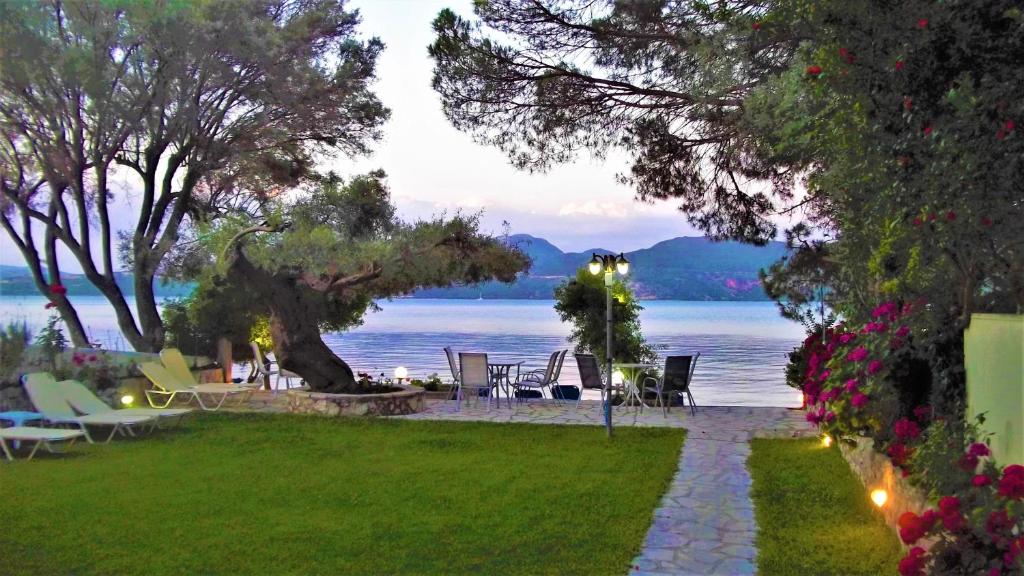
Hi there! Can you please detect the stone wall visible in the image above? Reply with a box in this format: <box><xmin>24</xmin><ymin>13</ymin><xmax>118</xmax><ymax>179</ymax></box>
<box><xmin>286</xmin><ymin>386</ymin><xmax>425</xmax><ymax>417</ymax></box>
<box><xmin>839</xmin><ymin>436</ymin><xmax>933</xmax><ymax>548</ymax></box>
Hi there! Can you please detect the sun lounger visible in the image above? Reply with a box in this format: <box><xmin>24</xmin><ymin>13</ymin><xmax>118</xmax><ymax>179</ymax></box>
<box><xmin>58</xmin><ymin>379</ymin><xmax>192</xmax><ymax>427</ymax></box>
<box><xmin>0</xmin><ymin>426</ymin><xmax>85</xmax><ymax>461</ymax></box>
<box><xmin>22</xmin><ymin>373</ymin><xmax>157</xmax><ymax>444</ymax></box>
<box><xmin>160</xmin><ymin>348</ymin><xmax>259</xmax><ymax>390</ymax></box>
<box><xmin>139</xmin><ymin>362</ymin><xmax>252</xmax><ymax>411</ymax></box>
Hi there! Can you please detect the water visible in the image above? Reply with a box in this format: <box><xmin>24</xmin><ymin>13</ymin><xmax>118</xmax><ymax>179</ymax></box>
<box><xmin>0</xmin><ymin>296</ymin><xmax>805</xmax><ymax>407</ymax></box>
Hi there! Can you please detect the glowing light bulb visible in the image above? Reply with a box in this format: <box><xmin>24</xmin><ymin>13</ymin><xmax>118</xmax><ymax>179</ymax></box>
<box><xmin>394</xmin><ymin>366</ymin><xmax>408</xmax><ymax>380</ymax></box>
<box><xmin>870</xmin><ymin>488</ymin><xmax>888</xmax><ymax>508</ymax></box>
<box><xmin>821</xmin><ymin>434</ymin><xmax>833</xmax><ymax>448</ymax></box>
<box><xmin>120</xmin><ymin>394</ymin><xmax>135</xmax><ymax>407</ymax></box>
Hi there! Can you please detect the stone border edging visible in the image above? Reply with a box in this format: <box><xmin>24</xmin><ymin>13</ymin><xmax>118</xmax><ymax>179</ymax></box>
<box><xmin>286</xmin><ymin>385</ymin><xmax>425</xmax><ymax>416</ymax></box>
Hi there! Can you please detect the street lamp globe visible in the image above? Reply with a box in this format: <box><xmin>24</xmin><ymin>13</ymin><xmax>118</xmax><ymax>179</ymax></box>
<box><xmin>588</xmin><ymin>253</ymin><xmax>603</xmax><ymax>275</ymax></box>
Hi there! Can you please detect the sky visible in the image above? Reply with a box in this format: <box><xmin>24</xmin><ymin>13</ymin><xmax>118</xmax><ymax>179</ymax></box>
<box><xmin>0</xmin><ymin>0</ymin><xmax>785</xmax><ymax>272</ymax></box>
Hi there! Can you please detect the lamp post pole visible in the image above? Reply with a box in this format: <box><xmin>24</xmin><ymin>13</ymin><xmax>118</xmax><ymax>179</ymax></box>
<box><xmin>589</xmin><ymin>252</ymin><xmax>630</xmax><ymax>438</ymax></box>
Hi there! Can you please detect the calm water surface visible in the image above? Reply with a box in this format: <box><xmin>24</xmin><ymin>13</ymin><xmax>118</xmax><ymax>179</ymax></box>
<box><xmin>0</xmin><ymin>296</ymin><xmax>805</xmax><ymax>407</ymax></box>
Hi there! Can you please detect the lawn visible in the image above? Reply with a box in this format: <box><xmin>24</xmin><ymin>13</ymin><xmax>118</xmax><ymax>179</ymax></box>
<box><xmin>748</xmin><ymin>438</ymin><xmax>903</xmax><ymax>576</ymax></box>
<box><xmin>0</xmin><ymin>414</ymin><xmax>685</xmax><ymax>575</ymax></box>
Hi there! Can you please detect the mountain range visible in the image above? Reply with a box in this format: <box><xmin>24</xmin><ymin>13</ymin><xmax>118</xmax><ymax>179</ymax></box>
<box><xmin>0</xmin><ymin>234</ymin><xmax>787</xmax><ymax>301</ymax></box>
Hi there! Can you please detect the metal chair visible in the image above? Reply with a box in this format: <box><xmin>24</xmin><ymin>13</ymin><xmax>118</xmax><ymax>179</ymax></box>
<box><xmin>457</xmin><ymin>352</ymin><xmax>493</xmax><ymax>411</ymax></box>
<box><xmin>250</xmin><ymin>342</ymin><xmax>302</xmax><ymax>391</ymax></box>
<box><xmin>514</xmin><ymin>351</ymin><xmax>560</xmax><ymax>405</ymax></box>
<box><xmin>443</xmin><ymin>346</ymin><xmax>461</xmax><ymax>404</ymax></box>
<box><xmin>641</xmin><ymin>354</ymin><xmax>700</xmax><ymax>416</ymax></box>
<box><xmin>575</xmin><ymin>353</ymin><xmax>610</xmax><ymax>407</ymax></box>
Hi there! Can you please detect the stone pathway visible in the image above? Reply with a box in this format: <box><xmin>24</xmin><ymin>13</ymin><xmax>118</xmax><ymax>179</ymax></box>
<box><xmin>401</xmin><ymin>400</ymin><xmax>814</xmax><ymax>575</ymax></box>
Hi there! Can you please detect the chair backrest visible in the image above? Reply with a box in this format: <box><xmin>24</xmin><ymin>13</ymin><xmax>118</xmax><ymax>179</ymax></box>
<box><xmin>538</xmin><ymin>351</ymin><xmax>560</xmax><ymax>384</ymax></box>
<box><xmin>251</xmin><ymin>342</ymin><xmax>271</xmax><ymax>376</ymax></box>
<box><xmin>59</xmin><ymin>379</ymin><xmax>113</xmax><ymax>415</ymax></box>
<box><xmin>444</xmin><ymin>346</ymin><xmax>460</xmax><ymax>382</ymax></box>
<box><xmin>22</xmin><ymin>372</ymin><xmax>77</xmax><ymax>420</ymax></box>
<box><xmin>575</xmin><ymin>354</ymin><xmax>604</xmax><ymax>389</ymax></box>
<box><xmin>663</xmin><ymin>355</ymin><xmax>696</xmax><ymax>392</ymax></box>
<box><xmin>139</xmin><ymin>361</ymin><xmax>191</xmax><ymax>392</ymax></box>
<box><xmin>550</xmin><ymin>350</ymin><xmax>568</xmax><ymax>383</ymax></box>
<box><xmin>160</xmin><ymin>348</ymin><xmax>199</xmax><ymax>386</ymax></box>
<box><xmin>459</xmin><ymin>352</ymin><xmax>489</xmax><ymax>388</ymax></box>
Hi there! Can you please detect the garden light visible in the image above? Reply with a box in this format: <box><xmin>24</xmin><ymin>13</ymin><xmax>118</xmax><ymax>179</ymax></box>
<box><xmin>120</xmin><ymin>394</ymin><xmax>134</xmax><ymax>407</ymax></box>
<box><xmin>612</xmin><ymin>370</ymin><xmax>624</xmax><ymax>386</ymax></box>
<box><xmin>587</xmin><ymin>252</ymin><xmax>633</xmax><ymax>438</ymax></box>
<box><xmin>615</xmin><ymin>253</ymin><xmax>629</xmax><ymax>275</ymax></box>
<box><xmin>870</xmin><ymin>488</ymin><xmax>888</xmax><ymax>508</ymax></box>
<box><xmin>394</xmin><ymin>366</ymin><xmax>408</xmax><ymax>382</ymax></box>
<box><xmin>821</xmin><ymin>434</ymin><xmax>833</xmax><ymax>448</ymax></box>
<box><xmin>588</xmin><ymin>254</ymin><xmax>603</xmax><ymax>275</ymax></box>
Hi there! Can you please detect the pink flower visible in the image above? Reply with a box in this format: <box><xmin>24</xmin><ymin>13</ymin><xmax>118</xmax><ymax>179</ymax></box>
<box><xmin>824</xmin><ymin>411</ymin><xmax>836</xmax><ymax>423</ymax></box>
<box><xmin>846</xmin><ymin>347</ymin><xmax>869</xmax><ymax>362</ymax></box>
<box><xmin>895</xmin><ymin>325</ymin><xmax>910</xmax><ymax>338</ymax></box>
<box><xmin>898</xmin><ymin>547</ymin><xmax>927</xmax><ymax>576</ymax></box>
<box><xmin>923</xmin><ymin>126</ymin><xmax>933</xmax><ymax>136</ymax></box>
<box><xmin>868</xmin><ymin>360</ymin><xmax>884</xmax><ymax>375</ymax></box>
<box><xmin>894</xmin><ymin>418</ymin><xmax>921</xmax><ymax>440</ymax></box>
<box><xmin>912</xmin><ymin>216</ymin><xmax>923</xmax><ymax>227</ymax></box>
<box><xmin>972</xmin><ymin>474</ymin><xmax>992</xmax><ymax>487</ymax></box>
<box><xmin>838</xmin><ymin>332</ymin><xmax>857</xmax><ymax>344</ymax></box>
<box><xmin>871</xmin><ymin>302</ymin><xmax>899</xmax><ymax>319</ymax></box>
<box><xmin>917</xmin><ymin>18</ymin><xmax>928</xmax><ymax>29</ymax></box>
<box><xmin>88</xmin><ymin>354</ymin><xmax>97</xmax><ymax>362</ymax></box>
<box><xmin>72</xmin><ymin>353</ymin><xmax>85</xmax><ymax>366</ymax></box>
<box><xmin>913</xmin><ymin>405</ymin><xmax>931</xmax><ymax>421</ymax></box>
<box><xmin>844</xmin><ymin>379</ymin><xmax>860</xmax><ymax>393</ymax></box>
<box><xmin>895</xmin><ymin>60</ymin><xmax>905</xmax><ymax>71</ymax></box>
<box><xmin>968</xmin><ymin>442</ymin><xmax>991</xmax><ymax>458</ymax></box>
<box><xmin>851</xmin><ymin>392</ymin><xmax>869</xmax><ymax>408</ymax></box>
<box><xmin>946</xmin><ymin>210</ymin><xmax>956</xmax><ymax>221</ymax></box>
<box><xmin>986</xmin><ymin>510</ymin><xmax>1013</xmax><ymax>535</ymax></box>
<box><xmin>818</xmin><ymin>369</ymin><xmax>831</xmax><ymax>382</ymax></box>
<box><xmin>959</xmin><ymin>453</ymin><xmax>980</xmax><ymax>472</ymax></box>
<box><xmin>44</xmin><ymin>302</ymin><xmax>57</xmax><ymax>309</ymax></box>
<box><xmin>1006</xmin><ymin>119</ymin><xmax>1016</xmax><ymax>132</ymax></box>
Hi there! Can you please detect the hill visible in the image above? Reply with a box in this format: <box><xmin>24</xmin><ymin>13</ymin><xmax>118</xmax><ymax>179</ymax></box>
<box><xmin>0</xmin><ymin>235</ymin><xmax>786</xmax><ymax>301</ymax></box>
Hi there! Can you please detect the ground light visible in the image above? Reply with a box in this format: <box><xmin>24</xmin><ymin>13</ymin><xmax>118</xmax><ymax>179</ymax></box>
<box><xmin>821</xmin><ymin>434</ymin><xmax>833</xmax><ymax>448</ymax></box>
<box><xmin>870</xmin><ymin>488</ymin><xmax>889</xmax><ymax>508</ymax></box>
<box><xmin>394</xmin><ymin>366</ymin><xmax>408</xmax><ymax>383</ymax></box>
<box><xmin>120</xmin><ymin>394</ymin><xmax>134</xmax><ymax>407</ymax></box>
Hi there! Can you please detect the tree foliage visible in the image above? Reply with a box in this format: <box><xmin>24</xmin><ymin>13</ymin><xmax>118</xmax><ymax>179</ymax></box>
<box><xmin>553</xmin><ymin>268</ymin><xmax>656</xmax><ymax>367</ymax></box>
<box><xmin>0</xmin><ymin>0</ymin><xmax>389</xmax><ymax>350</ymax></box>
<box><xmin>207</xmin><ymin>172</ymin><xmax>530</xmax><ymax>393</ymax></box>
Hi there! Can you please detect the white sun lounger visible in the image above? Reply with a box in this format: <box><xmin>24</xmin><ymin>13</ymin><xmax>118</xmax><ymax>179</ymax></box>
<box><xmin>59</xmin><ymin>379</ymin><xmax>192</xmax><ymax>427</ymax></box>
<box><xmin>139</xmin><ymin>362</ymin><xmax>252</xmax><ymax>411</ymax></box>
<box><xmin>160</xmin><ymin>348</ymin><xmax>260</xmax><ymax>390</ymax></box>
<box><xmin>22</xmin><ymin>373</ymin><xmax>157</xmax><ymax>444</ymax></box>
<box><xmin>0</xmin><ymin>426</ymin><xmax>85</xmax><ymax>461</ymax></box>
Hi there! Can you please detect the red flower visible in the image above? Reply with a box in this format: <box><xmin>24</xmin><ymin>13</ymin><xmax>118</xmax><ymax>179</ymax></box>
<box><xmin>894</xmin><ymin>418</ymin><xmax>921</xmax><ymax>440</ymax></box>
<box><xmin>968</xmin><ymin>442</ymin><xmax>991</xmax><ymax>458</ymax></box>
<box><xmin>44</xmin><ymin>302</ymin><xmax>57</xmax><ymax>309</ymax></box>
<box><xmin>998</xmin><ymin>465</ymin><xmax>1024</xmax><ymax>499</ymax></box>
<box><xmin>72</xmin><ymin>353</ymin><xmax>85</xmax><ymax>367</ymax></box>
<box><xmin>851</xmin><ymin>392</ymin><xmax>869</xmax><ymax>408</ymax></box>
<box><xmin>981</xmin><ymin>216</ymin><xmax>993</xmax><ymax>226</ymax></box>
<box><xmin>844</xmin><ymin>379</ymin><xmax>859</xmax><ymax>393</ymax></box>
<box><xmin>972</xmin><ymin>474</ymin><xmax>992</xmax><ymax>487</ymax></box>
<box><xmin>903</xmin><ymin>96</ymin><xmax>913</xmax><ymax>111</ymax></box>
<box><xmin>824</xmin><ymin>411</ymin><xmax>836</xmax><ymax>423</ymax></box>
<box><xmin>1006</xmin><ymin>119</ymin><xmax>1016</xmax><ymax>132</ymax></box>
<box><xmin>838</xmin><ymin>47</ymin><xmax>855</xmax><ymax>63</ymax></box>
<box><xmin>888</xmin><ymin>442</ymin><xmax>913</xmax><ymax>466</ymax></box>
<box><xmin>88</xmin><ymin>354</ymin><xmax>97</xmax><ymax>362</ymax></box>
<box><xmin>938</xmin><ymin>495</ymin><xmax>960</xmax><ymax>514</ymax></box>
<box><xmin>868</xmin><ymin>360</ymin><xmax>884</xmax><ymax>375</ymax></box>
<box><xmin>895</xmin><ymin>325</ymin><xmax>910</xmax><ymax>338</ymax></box>
<box><xmin>923</xmin><ymin>126</ymin><xmax>933</xmax><ymax>136</ymax></box>
<box><xmin>917</xmin><ymin>18</ymin><xmax>928</xmax><ymax>29</ymax></box>
<box><xmin>898</xmin><ymin>512</ymin><xmax>929</xmax><ymax>544</ymax></box>
<box><xmin>959</xmin><ymin>453</ymin><xmax>980</xmax><ymax>471</ymax></box>
<box><xmin>806</xmin><ymin>65</ymin><xmax>822</xmax><ymax>76</ymax></box>
<box><xmin>913</xmin><ymin>405</ymin><xmax>931</xmax><ymax>421</ymax></box>
<box><xmin>928</xmin><ymin>213</ymin><xmax>937</xmax><ymax>221</ymax></box>
<box><xmin>986</xmin><ymin>510</ymin><xmax>1013</xmax><ymax>536</ymax></box>
<box><xmin>997</xmin><ymin>128</ymin><xmax>1007</xmax><ymax>140</ymax></box>
<box><xmin>912</xmin><ymin>216</ymin><xmax>923</xmax><ymax>227</ymax></box>
<box><xmin>945</xmin><ymin>210</ymin><xmax>956</xmax><ymax>221</ymax></box>
<box><xmin>895</xmin><ymin>60</ymin><xmax>905</xmax><ymax>71</ymax></box>
<box><xmin>752</xmin><ymin>22</ymin><xmax>762</xmax><ymax>31</ymax></box>
<box><xmin>49</xmin><ymin>284</ymin><xmax>67</xmax><ymax>295</ymax></box>
<box><xmin>898</xmin><ymin>547</ymin><xmax>927</xmax><ymax>576</ymax></box>
<box><xmin>838</xmin><ymin>332</ymin><xmax>857</xmax><ymax>344</ymax></box>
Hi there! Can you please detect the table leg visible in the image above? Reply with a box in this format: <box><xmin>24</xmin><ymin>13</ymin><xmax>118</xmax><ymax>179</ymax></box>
<box><xmin>0</xmin><ymin>438</ymin><xmax>12</xmax><ymax>461</ymax></box>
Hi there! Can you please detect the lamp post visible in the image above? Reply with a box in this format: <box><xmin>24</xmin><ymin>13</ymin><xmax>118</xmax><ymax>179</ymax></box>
<box><xmin>588</xmin><ymin>252</ymin><xmax>630</xmax><ymax>437</ymax></box>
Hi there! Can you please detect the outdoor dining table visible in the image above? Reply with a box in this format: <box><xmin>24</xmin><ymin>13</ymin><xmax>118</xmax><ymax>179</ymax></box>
<box><xmin>486</xmin><ymin>358</ymin><xmax>524</xmax><ymax>408</ymax></box>
<box><xmin>614</xmin><ymin>363</ymin><xmax>660</xmax><ymax>407</ymax></box>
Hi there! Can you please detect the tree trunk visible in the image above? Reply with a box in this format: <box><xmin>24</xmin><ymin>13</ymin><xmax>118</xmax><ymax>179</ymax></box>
<box><xmin>132</xmin><ymin>268</ymin><xmax>165</xmax><ymax>351</ymax></box>
<box><xmin>228</xmin><ymin>249</ymin><xmax>359</xmax><ymax>393</ymax></box>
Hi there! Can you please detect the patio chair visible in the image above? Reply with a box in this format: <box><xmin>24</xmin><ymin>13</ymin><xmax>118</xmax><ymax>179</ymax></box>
<box><xmin>139</xmin><ymin>362</ymin><xmax>252</xmax><ymax>411</ymax></box>
<box><xmin>641</xmin><ymin>354</ymin><xmax>700</xmax><ymax>416</ymax></box>
<box><xmin>160</xmin><ymin>348</ymin><xmax>259</xmax><ymax>390</ymax></box>
<box><xmin>22</xmin><ymin>373</ymin><xmax>157</xmax><ymax>444</ymax></box>
<box><xmin>514</xmin><ymin>351</ymin><xmax>560</xmax><ymax>405</ymax></box>
<box><xmin>443</xmin><ymin>346</ymin><xmax>460</xmax><ymax>403</ymax></box>
<box><xmin>58</xmin><ymin>379</ymin><xmax>192</xmax><ymax>427</ymax></box>
<box><xmin>548</xmin><ymin>350</ymin><xmax>584</xmax><ymax>407</ymax></box>
<box><xmin>0</xmin><ymin>426</ymin><xmax>86</xmax><ymax>461</ymax></box>
<box><xmin>575</xmin><ymin>353</ymin><xmax>609</xmax><ymax>405</ymax></box>
<box><xmin>250</xmin><ymin>343</ymin><xmax>302</xmax><ymax>391</ymax></box>
<box><xmin>456</xmin><ymin>352</ymin><xmax>493</xmax><ymax>411</ymax></box>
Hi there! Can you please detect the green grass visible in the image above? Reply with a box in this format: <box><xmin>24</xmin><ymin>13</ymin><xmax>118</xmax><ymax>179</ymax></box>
<box><xmin>748</xmin><ymin>438</ymin><xmax>903</xmax><ymax>576</ymax></box>
<box><xmin>0</xmin><ymin>414</ymin><xmax>684</xmax><ymax>575</ymax></box>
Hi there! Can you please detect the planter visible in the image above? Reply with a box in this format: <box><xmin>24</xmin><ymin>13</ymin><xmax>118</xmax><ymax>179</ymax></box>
<box><xmin>286</xmin><ymin>385</ymin><xmax>425</xmax><ymax>417</ymax></box>
<box><xmin>839</xmin><ymin>436</ymin><xmax>933</xmax><ymax>548</ymax></box>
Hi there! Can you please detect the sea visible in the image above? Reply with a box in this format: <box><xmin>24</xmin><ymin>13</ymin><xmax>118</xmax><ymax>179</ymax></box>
<box><xmin>0</xmin><ymin>296</ymin><xmax>806</xmax><ymax>408</ymax></box>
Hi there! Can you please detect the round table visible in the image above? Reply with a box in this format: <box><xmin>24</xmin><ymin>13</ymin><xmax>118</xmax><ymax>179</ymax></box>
<box><xmin>614</xmin><ymin>363</ymin><xmax>659</xmax><ymax>406</ymax></box>
<box><xmin>0</xmin><ymin>411</ymin><xmax>44</xmax><ymax>449</ymax></box>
